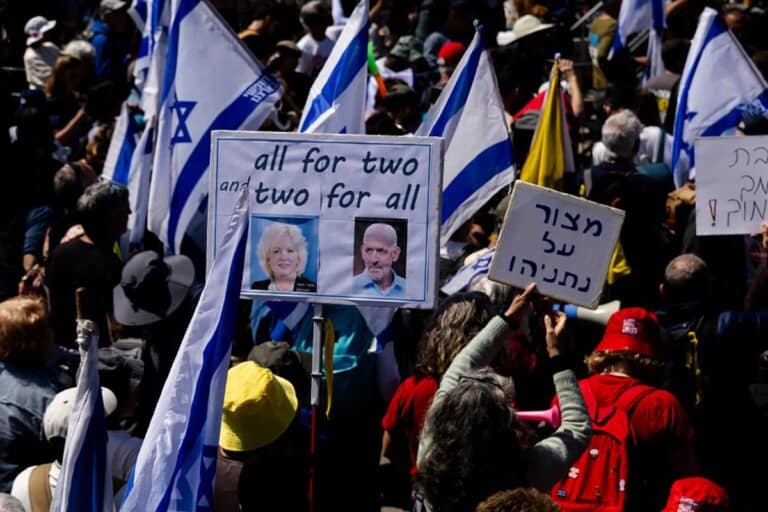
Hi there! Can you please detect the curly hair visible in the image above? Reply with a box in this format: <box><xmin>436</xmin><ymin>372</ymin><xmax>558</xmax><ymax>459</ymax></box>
<box><xmin>476</xmin><ymin>487</ymin><xmax>561</xmax><ymax>512</ymax></box>
<box><xmin>0</xmin><ymin>297</ymin><xmax>53</xmax><ymax>369</ymax></box>
<box><xmin>416</xmin><ymin>369</ymin><xmax>532</xmax><ymax>512</ymax></box>
<box><xmin>585</xmin><ymin>350</ymin><xmax>663</xmax><ymax>382</ymax></box>
<box><xmin>415</xmin><ymin>292</ymin><xmax>497</xmax><ymax>379</ymax></box>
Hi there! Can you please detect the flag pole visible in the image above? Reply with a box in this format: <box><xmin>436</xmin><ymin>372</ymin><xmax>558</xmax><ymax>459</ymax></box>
<box><xmin>309</xmin><ymin>302</ymin><xmax>324</xmax><ymax>512</ymax></box>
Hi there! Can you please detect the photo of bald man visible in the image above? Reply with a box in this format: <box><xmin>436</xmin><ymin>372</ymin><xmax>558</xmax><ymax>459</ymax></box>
<box><xmin>352</xmin><ymin>219</ymin><xmax>408</xmax><ymax>298</ymax></box>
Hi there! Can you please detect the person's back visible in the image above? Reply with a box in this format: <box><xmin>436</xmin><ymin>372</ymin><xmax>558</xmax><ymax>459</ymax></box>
<box><xmin>0</xmin><ymin>364</ymin><xmax>59</xmax><ymax>492</ymax></box>
<box><xmin>580</xmin><ymin>308</ymin><xmax>698</xmax><ymax>511</ymax></box>
<box><xmin>46</xmin><ymin>237</ymin><xmax>121</xmax><ymax>347</ymax></box>
<box><xmin>0</xmin><ymin>298</ymin><xmax>60</xmax><ymax>492</ymax></box>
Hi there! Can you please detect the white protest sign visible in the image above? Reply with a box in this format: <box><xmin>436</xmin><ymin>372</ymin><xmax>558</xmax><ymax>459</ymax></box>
<box><xmin>209</xmin><ymin>131</ymin><xmax>442</xmax><ymax>308</ymax></box>
<box><xmin>695</xmin><ymin>135</ymin><xmax>768</xmax><ymax>235</ymax></box>
<box><xmin>488</xmin><ymin>181</ymin><xmax>624</xmax><ymax>308</ymax></box>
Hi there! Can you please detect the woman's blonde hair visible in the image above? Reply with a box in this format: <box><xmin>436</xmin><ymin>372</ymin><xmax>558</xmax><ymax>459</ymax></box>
<box><xmin>0</xmin><ymin>297</ymin><xmax>53</xmax><ymax>368</ymax></box>
<box><xmin>257</xmin><ymin>222</ymin><xmax>308</xmax><ymax>279</ymax></box>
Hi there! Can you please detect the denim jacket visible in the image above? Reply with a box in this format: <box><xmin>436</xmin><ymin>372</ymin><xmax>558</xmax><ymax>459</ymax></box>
<box><xmin>0</xmin><ymin>363</ymin><xmax>60</xmax><ymax>492</ymax></box>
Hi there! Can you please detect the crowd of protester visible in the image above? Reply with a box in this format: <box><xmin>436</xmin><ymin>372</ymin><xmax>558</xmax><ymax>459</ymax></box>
<box><xmin>2</xmin><ymin>0</ymin><xmax>768</xmax><ymax>510</ymax></box>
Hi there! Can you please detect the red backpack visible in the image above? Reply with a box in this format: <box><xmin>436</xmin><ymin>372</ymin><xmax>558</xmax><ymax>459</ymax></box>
<box><xmin>550</xmin><ymin>381</ymin><xmax>654</xmax><ymax>511</ymax></box>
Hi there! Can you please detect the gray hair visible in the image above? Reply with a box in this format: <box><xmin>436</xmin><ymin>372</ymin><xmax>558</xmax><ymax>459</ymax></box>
<box><xmin>601</xmin><ymin>110</ymin><xmax>642</xmax><ymax>160</ymax></box>
<box><xmin>61</xmin><ymin>40</ymin><xmax>95</xmax><ymax>61</ymax></box>
<box><xmin>363</xmin><ymin>223</ymin><xmax>398</xmax><ymax>247</ymax></box>
<box><xmin>0</xmin><ymin>494</ymin><xmax>25</xmax><ymax>512</ymax></box>
<box><xmin>76</xmin><ymin>181</ymin><xmax>128</xmax><ymax>236</ymax></box>
<box><xmin>664</xmin><ymin>254</ymin><xmax>711</xmax><ymax>302</ymax></box>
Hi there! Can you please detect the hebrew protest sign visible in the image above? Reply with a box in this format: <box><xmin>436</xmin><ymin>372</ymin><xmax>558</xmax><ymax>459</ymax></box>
<box><xmin>208</xmin><ymin>131</ymin><xmax>442</xmax><ymax>308</ymax></box>
<box><xmin>488</xmin><ymin>181</ymin><xmax>624</xmax><ymax>308</ymax></box>
<box><xmin>695</xmin><ymin>135</ymin><xmax>768</xmax><ymax>235</ymax></box>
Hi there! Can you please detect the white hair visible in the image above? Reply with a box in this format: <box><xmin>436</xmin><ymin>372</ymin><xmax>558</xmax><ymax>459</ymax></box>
<box><xmin>61</xmin><ymin>40</ymin><xmax>96</xmax><ymax>61</ymax></box>
<box><xmin>363</xmin><ymin>223</ymin><xmax>398</xmax><ymax>247</ymax></box>
<box><xmin>257</xmin><ymin>223</ymin><xmax>308</xmax><ymax>279</ymax></box>
<box><xmin>601</xmin><ymin>110</ymin><xmax>642</xmax><ymax>160</ymax></box>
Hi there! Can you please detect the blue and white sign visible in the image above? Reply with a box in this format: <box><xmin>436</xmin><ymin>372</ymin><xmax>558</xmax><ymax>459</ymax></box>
<box><xmin>209</xmin><ymin>131</ymin><xmax>443</xmax><ymax>309</ymax></box>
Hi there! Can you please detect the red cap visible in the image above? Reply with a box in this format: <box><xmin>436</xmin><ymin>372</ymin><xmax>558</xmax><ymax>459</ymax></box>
<box><xmin>662</xmin><ymin>477</ymin><xmax>730</xmax><ymax>512</ymax></box>
<box><xmin>437</xmin><ymin>41</ymin><xmax>466</xmax><ymax>67</ymax></box>
<box><xmin>593</xmin><ymin>307</ymin><xmax>661</xmax><ymax>359</ymax></box>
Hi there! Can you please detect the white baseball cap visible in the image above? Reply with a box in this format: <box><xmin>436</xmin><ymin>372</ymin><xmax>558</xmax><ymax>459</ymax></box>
<box><xmin>43</xmin><ymin>387</ymin><xmax>118</xmax><ymax>441</ymax></box>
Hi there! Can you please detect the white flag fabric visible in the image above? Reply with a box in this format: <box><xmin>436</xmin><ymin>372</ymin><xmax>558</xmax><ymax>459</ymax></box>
<box><xmin>644</xmin><ymin>27</ymin><xmax>665</xmax><ymax>85</ymax></box>
<box><xmin>50</xmin><ymin>320</ymin><xmax>113</xmax><ymax>512</ymax></box>
<box><xmin>129</xmin><ymin>0</ymin><xmax>149</xmax><ymax>89</ymax></box>
<box><xmin>416</xmin><ymin>26</ymin><xmax>515</xmax><ymax>246</ymax></box>
<box><xmin>102</xmin><ymin>102</ymin><xmax>141</xmax><ymax>185</ymax></box>
<box><xmin>611</xmin><ymin>0</ymin><xmax>665</xmax><ymax>56</ymax></box>
<box><xmin>147</xmin><ymin>0</ymin><xmax>281</xmax><ymax>253</ymax></box>
<box><xmin>298</xmin><ymin>0</ymin><xmax>367</xmax><ymax>134</ymax></box>
<box><xmin>670</xmin><ymin>7</ymin><xmax>768</xmax><ymax>187</ymax></box>
<box><xmin>125</xmin><ymin>122</ymin><xmax>154</xmax><ymax>249</ymax></box>
<box><xmin>120</xmin><ymin>191</ymin><xmax>249</xmax><ymax>511</ymax></box>
<box><xmin>440</xmin><ymin>248</ymin><xmax>495</xmax><ymax>295</ymax></box>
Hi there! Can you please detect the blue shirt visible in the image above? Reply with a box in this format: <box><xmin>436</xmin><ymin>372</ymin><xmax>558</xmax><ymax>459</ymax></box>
<box><xmin>352</xmin><ymin>270</ymin><xmax>406</xmax><ymax>298</ymax></box>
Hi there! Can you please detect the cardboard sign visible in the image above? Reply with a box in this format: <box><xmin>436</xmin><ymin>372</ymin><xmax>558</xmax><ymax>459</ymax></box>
<box><xmin>489</xmin><ymin>181</ymin><xmax>624</xmax><ymax>308</ymax></box>
<box><xmin>695</xmin><ymin>135</ymin><xmax>768</xmax><ymax>235</ymax></box>
<box><xmin>208</xmin><ymin>131</ymin><xmax>442</xmax><ymax>308</ymax></box>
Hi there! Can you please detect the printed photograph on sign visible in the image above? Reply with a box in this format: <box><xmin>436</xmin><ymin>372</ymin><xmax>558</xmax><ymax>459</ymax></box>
<box><xmin>250</xmin><ymin>216</ymin><xmax>318</xmax><ymax>293</ymax></box>
<box><xmin>352</xmin><ymin>218</ymin><xmax>408</xmax><ymax>298</ymax></box>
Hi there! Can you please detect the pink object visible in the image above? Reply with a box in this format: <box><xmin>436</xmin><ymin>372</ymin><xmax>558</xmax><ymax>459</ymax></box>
<box><xmin>516</xmin><ymin>405</ymin><xmax>561</xmax><ymax>428</ymax></box>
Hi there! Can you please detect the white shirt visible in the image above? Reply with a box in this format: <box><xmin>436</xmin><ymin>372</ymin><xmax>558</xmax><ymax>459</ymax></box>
<box><xmin>11</xmin><ymin>461</ymin><xmax>60</xmax><ymax>511</ymax></box>
<box><xmin>296</xmin><ymin>34</ymin><xmax>335</xmax><ymax>76</ymax></box>
<box><xmin>10</xmin><ymin>431</ymin><xmax>142</xmax><ymax>511</ymax></box>
<box><xmin>366</xmin><ymin>57</ymin><xmax>414</xmax><ymax>116</ymax></box>
<box><xmin>24</xmin><ymin>42</ymin><xmax>60</xmax><ymax>89</ymax></box>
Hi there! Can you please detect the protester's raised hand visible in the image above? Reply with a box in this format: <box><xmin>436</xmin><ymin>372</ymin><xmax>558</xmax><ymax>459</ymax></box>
<box><xmin>503</xmin><ymin>282</ymin><xmax>537</xmax><ymax>324</ymax></box>
<box><xmin>544</xmin><ymin>310</ymin><xmax>567</xmax><ymax>357</ymax></box>
<box><xmin>761</xmin><ymin>222</ymin><xmax>768</xmax><ymax>248</ymax></box>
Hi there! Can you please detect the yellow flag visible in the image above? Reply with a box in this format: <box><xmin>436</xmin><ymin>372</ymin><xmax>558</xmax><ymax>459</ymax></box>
<box><xmin>606</xmin><ymin>241</ymin><xmax>632</xmax><ymax>285</ymax></box>
<box><xmin>519</xmin><ymin>60</ymin><xmax>573</xmax><ymax>191</ymax></box>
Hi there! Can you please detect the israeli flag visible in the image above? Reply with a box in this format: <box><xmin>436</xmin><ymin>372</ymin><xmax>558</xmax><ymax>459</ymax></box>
<box><xmin>50</xmin><ymin>320</ymin><xmax>113</xmax><ymax>512</ymax></box>
<box><xmin>611</xmin><ymin>0</ymin><xmax>665</xmax><ymax>55</ymax></box>
<box><xmin>120</xmin><ymin>191</ymin><xmax>249</xmax><ymax>511</ymax></box>
<box><xmin>102</xmin><ymin>102</ymin><xmax>141</xmax><ymax>185</ymax></box>
<box><xmin>416</xmin><ymin>25</ymin><xmax>515</xmax><ymax>246</ymax></box>
<box><xmin>147</xmin><ymin>0</ymin><xmax>281</xmax><ymax>254</ymax></box>
<box><xmin>441</xmin><ymin>248</ymin><xmax>495</xmax><ymax>295</ymax></box>
<box><xmin>298</xmin><ymin>0</ymin><xmax>367</xmax><ymax>134</ymax></box>
<box><xmin>125</xmin><ymin>123</ymin><xmax>154</xmax><ymax>249</ymax></box>
<box><xmin>670</xmin><ymin>7</ymin><xmax>768</xmax><ymax>187</ymax></box>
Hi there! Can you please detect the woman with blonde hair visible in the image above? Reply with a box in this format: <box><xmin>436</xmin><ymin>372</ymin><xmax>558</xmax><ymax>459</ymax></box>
<box><xmin>251</xmin><ymin>222</ymin><xmax>316</xmax><ymax>292</ymax></box>
<box><xmin>0</xmin><ymin>297</ymin><xmax>60</xmax><ymax>492</ymax></box>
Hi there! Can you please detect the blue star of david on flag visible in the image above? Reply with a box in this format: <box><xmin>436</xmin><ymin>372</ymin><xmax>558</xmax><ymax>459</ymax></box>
<box><xmin>169</xmin><ymin>95</ymin><xmax>196</xmax><ymax>146</ymax></box>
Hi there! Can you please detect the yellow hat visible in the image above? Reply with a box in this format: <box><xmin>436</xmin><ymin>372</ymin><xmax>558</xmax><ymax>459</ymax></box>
<box><xmin>219</xmin><ymin>362</ymin><xmax>298</xmax><ymax>452</ymax></box>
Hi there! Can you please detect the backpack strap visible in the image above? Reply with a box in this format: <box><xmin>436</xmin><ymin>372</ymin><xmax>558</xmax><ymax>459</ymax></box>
<box><xmin>614</xmin><ymin>384</ymin><xmax>657</xmax><ymax>419</ymax></box>
<box><xmin>28</xmin><ymin>463</ymin><xmax>53</xmax><ymax>512</ymax></box>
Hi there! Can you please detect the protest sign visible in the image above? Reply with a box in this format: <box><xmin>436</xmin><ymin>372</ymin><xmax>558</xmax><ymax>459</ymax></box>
<box><xmin>695</xmin><ymin>135</ymin><xmax>768</xmax><ymax>235</ymax></box>
<box><xmin>208</xmin><ymin>131</ymin><xmax>442</xmax><ymax>308</ymax></box>
<box><xmin>488</xmin><ymin>181</ymin><xmax>624</xmax><ymax>308</ymax></box>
